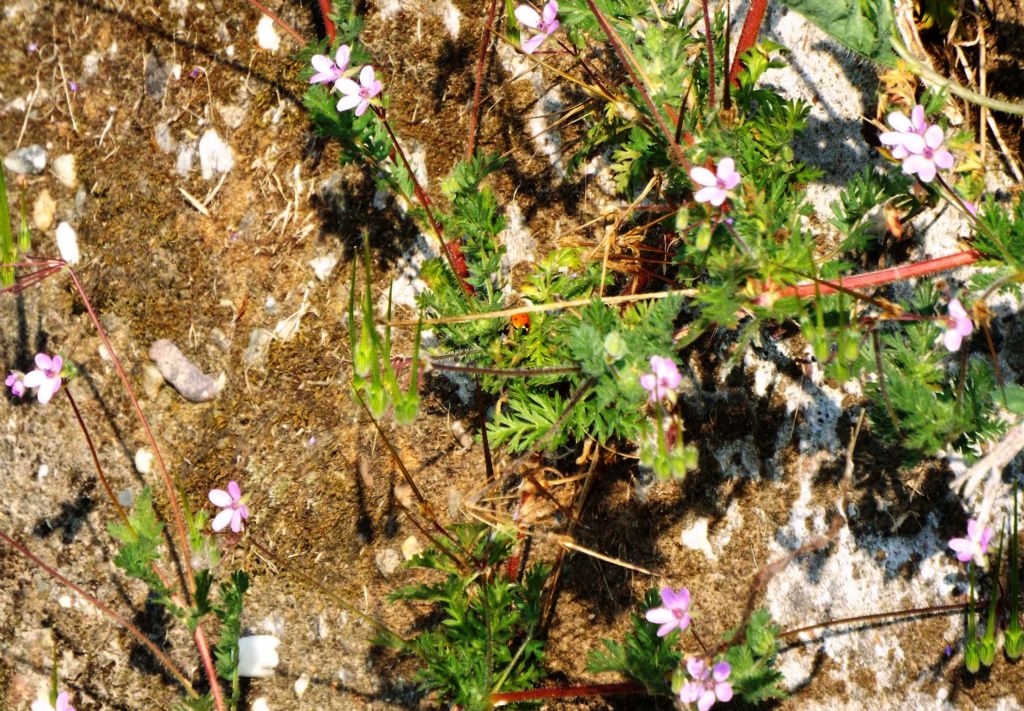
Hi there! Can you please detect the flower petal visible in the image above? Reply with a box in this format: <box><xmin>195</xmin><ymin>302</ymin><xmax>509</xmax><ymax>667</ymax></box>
<box><xmin>910</xmin><ymin>104</ymin><xmax>927</xmax><ymax>132</ymax></box>
<box><xmin>37</xmin><ymin>378</ymin><xmax>59</xmax><ymax>404</ymax></box>
<box><xmin>22</xmin><ymin>370</ymin><xmax>45</xmax><ymax>388</ymax></box>
<box><xmin>689</xmin><ymin>166</ymin><xmax>717</xmax><ymax>187</ymax></box>
<box><xmin>697</xmin><ymin>688</ymin><xmax>717</xmax><ymax>711</ymax></box>
<box><xmin>716</xmin><ymin>157</ymin><xmax>735</xmax><ymax>180</ymax></box>
<box><xmin>902</xmin><ymin>133</ymin><xmax>925</xmax><ymax>154</ymax></box>
<box><xmin>933</xmin><ymin>149</ymin><xmax>954</xmax><ymax>170</ymax></box>
<box><xmin>542</xmin><ymin>0</ymin><xmax>558</xmax><ymax>24</ymax></box>
<box><xmin>886</xmin><ymin>111</ymin><xmax>911</xmax><ymax>133</ymax></box>
<box><xmin>227</xmin><ymin>480</ymin><xmax>242</xmax><ymax>501</ymax></box>
<box><xmin>359</xmin><ymin>65</ymin><xmax>376</xmax><ymax>88</ymax></box>
<box><xmin>354</xmin><ymin>99</ymin><xmax>370</xmax><ymax>117</ymax></box>
<box><xmin>521</xmin><ymin>33</ymin><xmax>546</xmax><ymax>54</ymax></box>
<box><xmin>943</xmin><ymin>327</ymin><xmax>963</xmax><ymax>352</ymax></box>
<box><xmin>686</xmin><ymin>656</ymin><xmax>707</xmax><ymax>680</ymax></box>
<box><xmin>645</xmin><ymin>607</ymin><xmax>674</xmax><ymax>625</ymax></box>
<box><xmin>714</xmin><ymin>682</ymin><xmax>733</xmax><ymax>702</ymax></box>
<box><xmin>948</xmin><ymin>299</ymin><xmax>968</xmax><ymax>321</ymax></box>
<box><xmin>335</xmin><ymin>78</ymin><xmax>360</xmax><ymax>96</ymax></box>
<box><xmin>712</xmin><ymin>662</ymin><xmax>731</xmax><ymax>682</ymax></box>
<box><xmin>311</xmin><ymin>55</ymin><xmax>334</xmax><ymax>73</ymax></box>
<box><xmin>231</xmin><ymin>510</ymin><xmax>244</xmax><ymax>533</ymax></box>
<box><xmin>34</xmin><ymin>353</ymin><xmax>52</xmax><ymax>370</ymax></box>
<box><xmin>337</xmin><ymin>93</ymin><xmax>362</xmax><ymax>112</ymax></box>
<box><xmin>515</xmin><ymin>5</ymin><xmax>541</xmax><ymax>28</ymax></box>
<box><xmin>212</xmin><ymin>507</ymin><xmax>234</xmax><ymax>532</ymax></box>
<box><xmin>209</xmin><ymin>488</ymin><xmax>232</xmax><ymax>507</ymax></box>
<box><xmin>656</xmin><ymin>620</ymin><xmax>678</xmax><ymax>637</ymax></box>
<box><xmin>694</xmin><ymin>187</ymin><xmax>724</xmax><ymax>205</ymax></box>
<box><xmin>335</xmin><ymin>44</ymin><xmax>351</xmax><ymax>70</ymax></box>
<box><xmin>924</xmin><ymin>124</ymin><xmax>945</xmax><ymax>150</ymax></box>
<box><xmin>878</xmin><ymin>131</ymin><xmax>907</xmax><ymax>147</ymax></box>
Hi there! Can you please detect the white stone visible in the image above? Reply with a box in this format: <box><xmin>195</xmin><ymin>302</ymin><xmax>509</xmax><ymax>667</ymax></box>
<box><xmin>52</xmin><ymin>153</ymin><xmax>76</xmax><ymax>188</ymax></box>
<box><xmin>293</xmin><ymin>672</ymin><xmax>310</xmax><ymax>698</ymax></box>
<box><xmin>198</xmin><ymin>129</ymin><xmax>234</xmax><ymax>180</ymax></box>
<box><xmin>251</xmin><ymin>699</ymin><xmax>271</xmax><ymax>711</ymax></box>
<box><xmin>256</xmin><ymin>16</ymin><xmax>281</xmax><ymax>52</ymax></box>
<box><xmin>32</xmin><ymin>190</ymin><xmax>56</xmax><ymax>231</ymax></box>
<box><xmin>37</xmin><ymin>464</ymin><xmax>49</xmax><ymax>481</ymax></box>
<box><xmin>58</xmin><ymin>594</ymin><xmax>73</xmax><ymax>608</ymax></box>
<box><xmin>55</xmin><ymin>222</ymin><xmax>79</xmax><ymax>265</ymax></box>
<box><xmin>154</xmin><ymin>122</ymin><xmax>177</xmax><ymax>153</ymax></box>
<box><xmin>237</xmin><ymin>635</ymin><xmax>280</xmax><ymax>678</ymax></box>
<box><xmin>309</xmin><ymin>253</ymin><xmax>338</xmax><ymax>281</ymax></box>
<box><xmin>175</xmin><ymin>144</ymin><xmax>194</xmax><ymax>176</ymax></box>
<box><xmin>679</xmin><ymin>518</ymin><xmax>715</xmax><ymax>559</ymax></box>
<box><xmin>134</xmin><ymin>448</ymin><xmax>154</xmax><ymax>475</ymax></box>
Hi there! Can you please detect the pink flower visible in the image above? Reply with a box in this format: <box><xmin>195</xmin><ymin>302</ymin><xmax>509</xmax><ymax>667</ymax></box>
<box><xmin>879</xmin><ymin>104</ymin><xmax>928</xmax><ymax>160</ymax></box>
<box><xmin>6</xmin><ymin>371</ymin><xmax>26</xmax><ymax>397</ymax></box>
<box><xmin>943</xmin><ymin>298</ymin><xmax>973</xmax><ymax>352</ymax></box>
<box><xmin>32</xmin><ymin>691</ymin><xmax>75</xmax><ymax>711</ymax></box>
<box><xmin>680</xmin><ymin>658</ymin><xmax>733</xmax><ymax>711</ymax></box>
<box><xmin>309</xmin><ymin>44</ymin><xmax>350</xmax><ymax>86</ymax></box>
<box><xmin>690</xmin><ymin>158</ymin><xmax>741</xmax><ymax>207</ymax></box>
<box><xmin>644</xmin><ymin>586</ymin><xmax>691</xmax><ymax>637</ymax></box>
<box><xmin>640</xmin><ymin>356</ymin><xmax>682</xmax><ymax>404</ymax></box>
<box><xmin>515</xmin><ymin>1</ymin><xmax>559</xmax><ymax>54</ymax></box>
<box><xmin>336</xmin><ymin>65</ymin><xmax>382</xmax><ymax>117</ymax></box>
<box><xmin>23</xmin><ymin>353</ymin><xmax>63</xmax><ymax>404</ymax></box>
<box><xmin>209</xmin><ymin>480</ymin><xmax>250</xmax><ymax>533</ymax></box>
<box><xmin>878</xmin><ymin>105</ymin><xmax>954</xmax><ymax>183</ymax></box>
<box><xmin>949</xmin><ymin>518</ymin><xmax>993</xmax><ymax>567</ymax></box>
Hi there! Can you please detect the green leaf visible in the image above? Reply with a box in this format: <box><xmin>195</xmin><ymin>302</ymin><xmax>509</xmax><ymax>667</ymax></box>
<box><xmin>778</xmin><ymin>0</ymin><xmax>898</xmax><ymax>65</ymax></box>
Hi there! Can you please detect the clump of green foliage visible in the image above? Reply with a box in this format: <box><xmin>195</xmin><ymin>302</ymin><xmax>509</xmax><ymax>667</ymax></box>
<box><xmin>387</xmin><ymin>524</ymin><xmax>547</xmax><ymax>710</ymax></box>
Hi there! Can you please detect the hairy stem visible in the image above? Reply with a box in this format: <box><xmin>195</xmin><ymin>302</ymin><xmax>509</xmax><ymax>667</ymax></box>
<box><xmin>466</xmin><ymin>0</ymin><xmax>499</xmax><ymax>160</ymax></box>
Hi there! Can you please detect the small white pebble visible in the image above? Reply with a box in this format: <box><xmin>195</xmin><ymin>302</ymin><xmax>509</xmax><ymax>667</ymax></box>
<box><xmin>58</xmin><ymin>594</ymin><xmax>73</xmax><ymax>608</ymax></box>
<box><xmin>225</xmin><ymin>45</ymin><xmax>236</xmax><ymax>59</ymax></box>
<box><xmin>401</xmin><ymin>535</ymin><xmax>424</xmax><ymax>561</ymax></box>
<box><xmin>55</xmin><ymin>222</ymin><xmax>80</xmax><ymax>265</ymax></box>
<box><xmin>32</xmin><ymin>190</ymin><xmax>56</xmax><ymax>231</ymax></box>
<box><xmin>37</xmin><ymin>464</ymin><xmax>49</xmax><ymax>480</ymax></box>
<box><xmin>52</xmin><ymin>153</ymin><xmax>77</xmax><ymax>188</ymax></box>
<box><xmin>251</xmin><ymin>698</ymin><xmax>270</xmax><ymax>711</ymax></box>
<box><xmin>293</xmin><ymin>672</ymin><xmax>310</xmax><ymax>698</ymax></box>
<box><xmin>97</xmin><ymin>343</ymin><xmax>112</xmax><ymax>362</ymax></box>
<box><xmin>256</xmin><ymin>16</ymin><xmax>281</xmax><ymax>52</ymax></box>
<box><xmin>134</xmin><ymin>448</ymin><xmax>154</xmax><ymax>475</ymax></box>
<box><xmin>309</xmin><ymin>254</ymin><xmax>338</xmax><ymax>282</ymax></box>
<box><xmin>198</xmin><ymin>129</ymin><xmax>234</xmax><ymax>181</ymax></box>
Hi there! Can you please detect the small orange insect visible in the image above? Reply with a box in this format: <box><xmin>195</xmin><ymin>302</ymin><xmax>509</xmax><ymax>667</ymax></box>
<box><xmin>510</xmin><ymin>313</ymin><xmax>531</xmax><ymax>330</ymax></box>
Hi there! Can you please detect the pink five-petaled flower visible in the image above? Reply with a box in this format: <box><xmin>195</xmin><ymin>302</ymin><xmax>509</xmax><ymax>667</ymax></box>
<box><xmin>32</xmin><ymin>691</ymin><xmax>75</xmax><ymax>711</ymax></box>
<box><xmin>515</xmin><ymin>1</ymin><xmax>559</xmax><ymax>54</ymax></box>
<box><xmin>336</xmin><ymin>65</ymin><xmax>382</xmax><ymax>117</ymax></box>
<box><xmin>209</xmin><ymin>480</ymin><xmax>250</xmax><ymax>533</ymax></box>
<box><xmin>949</xmin><ymin>518</ymin><xmax>993</xmax><ymax>568</ymax></box>
<box><xmin>23</xmin><ymin>353</ymin><xmax>63</xmax><ymax>404</ymax></box>
<box><xmin>309</xmin><ymin>44</ymin><xmax>350</xmax><ymax>86</ymax></box>
<box><xmin>679</xmin><ymin>658</ymin><xmax>733</xmax><ymax>711</ymax></box>
<box><xmin>878</xmin><ymin>105</ymin><xmax>954</xmax><ymax>183</ymax></box>
<box><xmin>943</xmin><ymin>298</ymin><xmax>974</xmax><ymax>352</ymax></box>
<box><xmin>6</xmin><ymin>371</ymin><xmax>26</xmax><ymax>397</ymax></box>
<box><xmin>879</xmin><ymin>104</ymin><xmax>928</xmax><ymax>160</ymax></box>
<box><xmin>689</xmin><ymin>158</ymin><xmax>741</xmax><ymax>207</ymax></box>
<box><xmin>644</xmin><ymin>586</ymin><xmax>691</xmax><ymax>637</ymax></box>
<box><xmin>640</xmin><ymin>356</ymin><xmax>682</xmax><ymax>404</ymax></box>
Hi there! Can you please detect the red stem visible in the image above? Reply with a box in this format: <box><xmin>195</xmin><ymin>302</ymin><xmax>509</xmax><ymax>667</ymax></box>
<box><xmin>466</xmin><ymin>0</ymin><xmax>499</xmax><ymax>160</ymax></box>
<box><xmin>319</xmin><ymin>0</ymin><xmax>336</xmax><ymax>43</ymax></box>
<box><xmin>491</xmin><ymin>681</ymin><xmax>645</xmax><ymax>704</ymax></box>
<box><xmin>727</xmin><ymin>0</ymin><xmax>768</xmax><ymax>85</ymax></box>
<box><xmin>759</xmin><ymin>249</ymin><xmax>982</xmax><ymax>305</ymax></box>
<box><xmin>701</xmin><ymin>0</ymin><xmax>716</xmax><ymax>107</ymax></box>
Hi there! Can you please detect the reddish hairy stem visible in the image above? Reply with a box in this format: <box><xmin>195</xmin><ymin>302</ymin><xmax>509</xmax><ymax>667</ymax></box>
<box><xmin>701</xmin><ymin>0</ymin><xmax>716</xmax><ymax>107</ymax></box>
<box><xmin>63</xmin><ymin>387</ymin><xmax>131</xmax><ymax>528</ymax></box>
<box><xmin>241</xmin><ymin>0</ymin><xmax>305</xmax><ymax>44</ymax></box>
<box><xmin>584</xmin><ymin>0</ymin><xmax>693</xmax><ymax>174</ymax></box>
<box><xmin>0</xmin><ymin>529</ymin><xmax>198</xmax><ymax>697</ymax></box>
<box><xmin>62</xmin><ymin>266</ymin><xmax>227</xmax><ymax>711</ymax></box>
<box><xmin>318</xmin><ymin>0</ymin><xmax>336</xmax><ymax>43</ymax></box>
<box><xmin>491</xmin><ymin>682</ymin><xmax>645</xmax><ymax>704</ymax></box>
<box><xmin>759</xmin><ymin>250</ymin><xmax>982</xmax><ymax>305</ymax></box>
<box><xmin>466</xmin><ymin>0</ymin><xmax>499</xmax><ymax>160</ymax></box>
<box><xmin>780</xmin><ymin>600</ymin><xmax>970</xmax><ymax>640</ymax></box>
<box><xmin>372</xmin><ymin>108</ymin><xmax>475</xmax><ymax>298</ymax></box>
<box><xmin>727</xmin><ymin>0</ymin><xmax>768</xmax><ymax>85</ymax></box>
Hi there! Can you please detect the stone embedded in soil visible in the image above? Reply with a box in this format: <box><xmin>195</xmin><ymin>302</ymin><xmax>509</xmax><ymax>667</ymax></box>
<box><xmin>55</xmin><ymin>222</ymin><xmax>80</xmax><ymax>265</ymax></box>
<box><xmin>243</xmin><ymin>328</ymin><xmax>273</xmax><ymax>367</ymax></box>
<box><xmin>401</xmin><ymin>536</ymin><xmax>423</xmax><ymax>560</ymax></box>
<box><xmin>198</xmin><ymin>129</ymin><xmax>234</xmax><ymax>180</ymax></box>
<box><xmin>293</xmin><ymin>672</ymin><xmax>310</xmax><ymax>698</ymax></box>
<box><xmin>52</xmin><ymin>153</ymin><xmax>77</xmax><ymax>188</ymax></box>
<box><xmin>32</xmin><ymin>189</ymin><xmax>56</xmax><ymax>231</ymax></box>
<box><xmin>374</xmin><ymin>548</ymin><xmax>403</xmax><ymax>577</ymax></box>
<box><xmin>309</xmin><ymin>253</ymin><xmax>338</xmax><ymax>282</ymax></box>
<box><xmin>154</xmin><ymin>122</ymin><xmax>177</xmax><ymax>153</ymax></box>
<box><xmin>144</xmin><ymin>53</ymin><xmax>172</xmax><ymax>101</ymax></box>
<box><xmin>134</xmin><ymin>448</ymin><xmax>154</xmax><ymax>475</ymax></box>
<box><xmin>149</xmin><ymin>339</ymin><xmax>222</xmax><ymax>402</ymax></box>
<box><xmin>4</xmin><ymin>144</ymin><xmax>47</xmax><ymax>175</ymax></box>
<box><xmin>256</xmin><ymin>15</ymin><xmax>281</xmax><ymax>52</ymax></box>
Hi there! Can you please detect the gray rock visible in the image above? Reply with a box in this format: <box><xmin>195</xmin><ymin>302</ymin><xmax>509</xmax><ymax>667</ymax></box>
<box><xmin>4</xmin><ymin>145</ymin><xmax>47</xmax><ymax>175</ymax></box>
<box><xmin>149</xmin><ymin>339</ymin><xmax>222</xmax><ymax>402</ymax></box>
<box><xmin>144</xmin><ymin>53</ymin><xmax>171</xmax><ymax>101</ymax></box>
<box><xmin>374</xmin><ymin>548</ymin><xmax>403</xmax><ymax>577</ymax></box>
